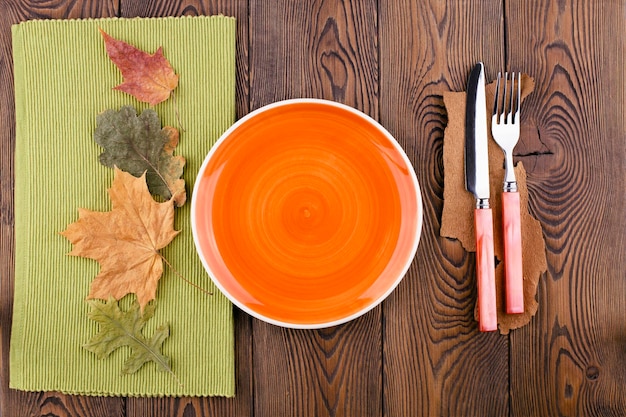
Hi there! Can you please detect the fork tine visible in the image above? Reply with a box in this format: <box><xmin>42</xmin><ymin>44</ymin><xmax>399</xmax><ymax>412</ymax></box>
<box><xmin>493</xmin><ymin>71</ymin><xmax>501</xmax><ymax>119</ymax></box>
<box><xmin>508</xmin><ymin>72</ymin><xmax>515</xmax><ymax>124</ymax></box>
<box><xmin>493</xmin><ymin>71</ymin><xmax>522</xmax><ymax>125</ymax></box>
<box><xmin>503</xmin><ymin>72</ymin><xmax>510</xmax><ymax>123</ymax></box>
<box><xmin>515</xmin><ymin>72</ymin><xmax>521</xmax><ymax>123</ymax></box>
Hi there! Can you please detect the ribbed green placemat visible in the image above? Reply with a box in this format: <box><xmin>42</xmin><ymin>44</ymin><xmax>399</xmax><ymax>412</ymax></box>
<box><xmin>11</xmin><ymin>16</ymin><xmax>236</xmax><ymax>397</ymax></box>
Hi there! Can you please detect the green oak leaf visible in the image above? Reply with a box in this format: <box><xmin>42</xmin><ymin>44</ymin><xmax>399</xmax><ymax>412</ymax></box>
<box><xmin>84</xmin><ymin>297</ymin><xmax>176</xmax><ymax>378</ymax></box>
<box><xmin>94</xmin><ymin>106</ymin><xmax>186</xmax><ymax>206</ymax></box>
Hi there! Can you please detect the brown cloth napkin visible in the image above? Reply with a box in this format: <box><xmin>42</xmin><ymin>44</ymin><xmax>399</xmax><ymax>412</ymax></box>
<box><xmin>441</xmin><ymin>75</ymin><xmax>548</xmax><ymax>334</ymax></box>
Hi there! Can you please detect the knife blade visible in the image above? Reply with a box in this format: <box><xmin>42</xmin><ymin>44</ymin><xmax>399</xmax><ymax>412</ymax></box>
<box><xmin>465</xmin><ymin>62</ymin><xmax>498</xmax><ymax>332</ymax></box>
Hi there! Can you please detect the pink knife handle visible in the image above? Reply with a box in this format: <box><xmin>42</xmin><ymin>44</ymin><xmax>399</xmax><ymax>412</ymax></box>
<box><xmin>474</xmin><ymin>208</ymin><xmax>498</xmax><ymax>332</ymax></box>
<box><xmin>502</xmin><ymin>191</ymin><xmax>524</xmax><ymax>314</ymax></box>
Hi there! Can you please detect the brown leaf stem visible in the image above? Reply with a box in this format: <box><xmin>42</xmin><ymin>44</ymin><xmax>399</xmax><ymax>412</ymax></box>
<box><xmin>160</xmin><ymin>254</ymin><xmax>213</xmax><ymax>296</ymax></box>
<box><xmin>170</xmin><ymin>91</ymin><xmax>185</xmax><ymax>132</ymax></box>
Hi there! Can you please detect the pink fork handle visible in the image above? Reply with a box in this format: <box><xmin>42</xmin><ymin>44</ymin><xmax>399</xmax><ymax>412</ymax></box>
<box><xmin>474</xmin><ymin>208</ymin><xmax>498</xmax><ymax>332</ymax></box>
<box><xmin>502</xmin><ymin>191</ymin><xmax>524</xmax><ymax>314</ymax></box>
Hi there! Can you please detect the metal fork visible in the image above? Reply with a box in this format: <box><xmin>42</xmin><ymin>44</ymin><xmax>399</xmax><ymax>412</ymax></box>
<box><xmin>491</xmin><ymin>72</ymin><xmax>524</xmax><ymax>314</ymax></box>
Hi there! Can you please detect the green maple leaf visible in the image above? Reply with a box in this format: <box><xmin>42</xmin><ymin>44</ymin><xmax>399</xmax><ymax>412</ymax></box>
<box><xmin>94</xmin><ymin>106</ymin><xmax>186</xmax><ymax>206</ymax></box>
<box><xmin>84</xmin><ymin>297</ymin><xmax>176</xmax><ymax>378</ymax></box>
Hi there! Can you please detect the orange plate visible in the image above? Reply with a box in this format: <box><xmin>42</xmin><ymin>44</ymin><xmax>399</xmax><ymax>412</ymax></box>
<box><xmin>192</xmin><ymin>99</ymin><xmax>422</xmax><ymax>328</ymax></box>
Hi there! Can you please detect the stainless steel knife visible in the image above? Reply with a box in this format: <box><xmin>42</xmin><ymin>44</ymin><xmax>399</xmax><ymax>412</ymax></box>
<box><xmin>465</xmin><ymin>62</ymin><xmax>498</xmax><ymax>332</ymax></box>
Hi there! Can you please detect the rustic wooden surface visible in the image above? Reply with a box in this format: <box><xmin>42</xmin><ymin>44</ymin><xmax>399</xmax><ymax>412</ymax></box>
<box><xmin>1</xmin><ymin>0</ymin><xmax>624</xmax><ymax>416</ymax></box>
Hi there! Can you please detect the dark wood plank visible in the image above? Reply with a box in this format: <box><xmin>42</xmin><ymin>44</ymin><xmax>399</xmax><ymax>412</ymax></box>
<box><xmin>5</xmin><ymin>0</ymin><xmax>119</xmax><ymax>20</ymax></box>
<box><xmin>506</xmin><ymin>1</ymin><xmax>626</xmax><ymax>416</ymax></box>
<box><xmin>121</xmin><ymin>1</ymin><xmax>252</xmax><ymax>416</ymax></box>
<box><xmin>379</xmin><ymin>1</ymin><xmax>510</xmax><ymax>416</ymax></box>
<box><xmin>0</xmin><ymin>2</ymin><xmax>125</xmax><ymax>417</ymax></box>
<box><xmin>249</xmin><ymin>0</ymin><xmax>378</xmax><ymax>117</ymax></box>
<box><xmin>1</xmin><ymin>392</ymin><xmax>125</xmax><ymax>417</ymax></box>
<box><xmin>249</xmin><ymin>1</ymin><xmax>381</xmax><ymax>416</ymax></box>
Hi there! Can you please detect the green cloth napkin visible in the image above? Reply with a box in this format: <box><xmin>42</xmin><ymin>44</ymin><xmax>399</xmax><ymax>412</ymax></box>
<box><xmin>11</xmin><ymin>16</ymin><xmax>236</xmax><ymax>397</ymax></box>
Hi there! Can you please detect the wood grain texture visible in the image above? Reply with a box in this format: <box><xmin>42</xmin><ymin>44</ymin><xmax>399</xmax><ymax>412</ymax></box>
<box><xmin>253</xmin><ymin>319</ymin><xmax>382</xmax><ymax>417</ymax></box>
<box><xmin>0</xmin><ymin>2</ymin><xmax>124</xmax><ymax>416</ymax></box>
<box><xmin>249</xmin><ymin>1</ymin><xmax>381</xmax><ymax>416</ymax></box>
<box><xmin>249</xmin><ymin>0</ymin><xmax>378</xmax><ymax>117</ymax></box>
<box><xmin>378</xmin><ymin>1</ymin><xmax>510</xmax><ymax>416</ymax></box>
<box><xmin>506</xmin><ymin>1</ymin><xmax>626</xmax><ymax>416</ymax></box>
<box><xmin>2</xmin><ymin>0</ymin><xmax>119</xmax><ymax>20</ymax></box>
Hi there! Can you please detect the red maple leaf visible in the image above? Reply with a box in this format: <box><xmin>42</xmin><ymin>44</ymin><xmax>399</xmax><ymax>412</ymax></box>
<box><xmin>100</xmin><ymin>28</ymin><xmax>179</xmax><ymax>106</ymax></box>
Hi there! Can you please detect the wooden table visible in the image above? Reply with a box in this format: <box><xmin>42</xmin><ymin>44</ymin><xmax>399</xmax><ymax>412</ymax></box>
<box><xmin>1</xmin><ymin>1</ymin><xmax>624</xmax><ymax>416</ymax></box>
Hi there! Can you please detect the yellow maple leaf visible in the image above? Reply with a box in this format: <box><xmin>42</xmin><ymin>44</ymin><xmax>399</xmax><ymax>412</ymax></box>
<box><xmin>61</xmin><ymin>167</ymin><xmax>179</xmax><ymax>310</ymax></box>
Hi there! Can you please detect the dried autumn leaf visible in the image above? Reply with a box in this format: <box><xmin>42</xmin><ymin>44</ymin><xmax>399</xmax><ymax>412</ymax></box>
<box><xmin>100</xmin><ymin>28</ymin><xmax>179</xmax><ymax>106</ymax></box>
<box><xmin>95</xmin><ymin>106</ymin><xmax>186</xmax><ymax>206</ymax></box>
<box><xmin>61</xmin><ymin>168</ymin><xmax>179</xmax><ymax>311</ymax></box>
<box><xmin>84</xmin><ymin>297</ymin><xmax>175</xmax><ymax>377</ymax></box>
